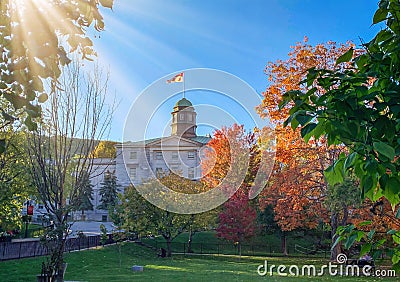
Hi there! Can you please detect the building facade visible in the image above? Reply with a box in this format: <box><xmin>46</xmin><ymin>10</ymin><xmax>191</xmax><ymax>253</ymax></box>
<box><xmin>115</xmin><ymin>97</ymin><xmax>210</xmax><ymax>187</ymax></box>
<box><xmin>86</xmin><ymin>97</ymin><xmax>211</xmax><ymax>221</ymax></box>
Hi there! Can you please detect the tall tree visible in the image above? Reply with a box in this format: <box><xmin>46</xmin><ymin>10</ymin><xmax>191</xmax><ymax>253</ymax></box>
<box><xmin>26</xmin><ymin>61</ymin><xmax>113</xmax><ymax>281</ymax></box>
<box><xmin>279</xmin><ymin>0</ymin><xmax>400</xmax><ymax>267</ymax></box>
<box><xmin>98</xmin><ymin>170</ymin><xmax>119</xmax><ymax>211</ymax></box>
<box><xmin>201</xmin><ymin>124</ymin><xmax>265</xmax><ymax>254</ymax></box>
<box><xmin>0</xmin><ymin>0</ymin><xmax>113</xmax><ymax>133</ymax></box>
<box><xmin>71</xmin><ymin>171</ymin><xmax>94</xmax><ymax>220</ymax></box>
<box><xmin>257</xmin><ymin>38</ymin><xmax>371</xmax><ymax>259</ymax></box>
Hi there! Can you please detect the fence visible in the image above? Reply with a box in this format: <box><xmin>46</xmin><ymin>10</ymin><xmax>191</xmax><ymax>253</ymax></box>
<box><xmin>0</xmin><ymin>235</ymin><xmax>105</xmax><ymax>261</ymax></box>
<box><xmin>145</xmin><ymin>240</ymin><xmax>330</xmax><ymax>258</ymax></box>
<box><xmin>0</xmin><ymin>235</ymin><xmax>330</xmax><ymax>261</ymax></box>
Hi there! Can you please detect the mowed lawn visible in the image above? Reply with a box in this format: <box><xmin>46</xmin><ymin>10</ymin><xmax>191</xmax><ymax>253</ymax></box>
<box><xmin>0</xmin><ymin>242</ymin><xmax>397</xmax><ymax>282</ymax></box>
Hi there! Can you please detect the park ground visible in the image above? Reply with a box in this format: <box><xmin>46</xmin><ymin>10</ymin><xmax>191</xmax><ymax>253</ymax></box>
<box><xmin>0</xmin><ymin>232</ymin><xmax>397</xmax><ymax>282</ymax></box>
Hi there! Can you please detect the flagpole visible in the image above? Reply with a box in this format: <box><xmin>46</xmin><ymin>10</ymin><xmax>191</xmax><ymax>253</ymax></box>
<box><xmin>183</xmin><ymin>73</ymin><xmax>185</xmax><ymax>98</ymax></box>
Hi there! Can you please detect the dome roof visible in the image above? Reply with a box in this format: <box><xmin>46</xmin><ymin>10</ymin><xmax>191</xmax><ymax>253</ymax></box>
<box><xmin>175</xmin><ymin>98</ymin><xmax>192</xmax><ymax>107</ymax></box>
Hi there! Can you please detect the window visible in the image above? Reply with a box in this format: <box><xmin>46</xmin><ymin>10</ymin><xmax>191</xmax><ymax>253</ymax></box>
<box><xmin>172</xmin><ymin>152</ymin><xmax>178</xmax><ymax>160</ymax></box>
<box><xmin>188</xmin><ymin>168</ymin><xmax>195</xmax><ymax>179</ymax></box>
<box><xmin>156</xmin><ymin>167</ymin><xmax>163</xmax><ymax>178</ymax></box>
<box><xmin>129</xmin><ymin>167</ymin><xmax>137</xmax><ymax>179</ymax></box>
<box><xmin>179</xmin><ymin>113</ymin><xmax>185</xmax><ymax>121</ymax></box>
<box><xmin>188</xmin><ymin>151</ymin><xmax>195</xmax><ymax>159</ymax></box>
<box><xmin>130</xmin><ymin>151</ymin><xmax>137</xmax><ymax>160</ymax></box>
<box><xmin>188</xmin><ymin>114</ymin><xmax>193</xmax><ymax>122</ymax></box>
<box><xmin>38</xmin><ymin>205</ymin><xmax>44</xmax><ymax>210</ymax></box>
<box><xmin>155</xmin><ymin>151</ymin><xmax>163</xmax><ymax>160</ymax></box>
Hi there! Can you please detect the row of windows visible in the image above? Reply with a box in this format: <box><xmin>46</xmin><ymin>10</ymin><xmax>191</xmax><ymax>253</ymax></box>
<box><xmin>173</xmin><ymin>113</ymin><xmax>194</xmax><ymax>122</ymax></box>
<box><xmin>129</xmin><ymin>167</ymin><xmax>195</xmax><ymax>179</ymax></box>
<box><xmin>154</xmin><ymin>151</ymin><xmax>196</xmax><ymax>160</ymax></box>
<box><xmin>130</xmin><ymin>151</ymin><xmax>196</xmax><ymax>160</ymax></box>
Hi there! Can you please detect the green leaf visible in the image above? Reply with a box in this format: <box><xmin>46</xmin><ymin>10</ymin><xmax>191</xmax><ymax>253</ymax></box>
<box><xmin>24</xmin><ymin>117</ymin><xmax>37</xmax><ymax>131</ymax></box>
<box><xmin>373</xmin><ymin>238</ymin><xmax>386</xmax><ymax>249</ymax></box>
<box><xmin>290</xmin><ymin>117</ymin><xmax>299</xmax><ymax>130</ymax></box>
<box><xmin>295</xmin><ymin>113</ymin><xmax>313</xmax><ymax>126</ymax></box>
<box><xmin>361</xmin><ymin>175</ymin><xmax>373</xmax><ymax>198</ymax></box>
<box><xmin>5</xmin><ymin>94</ymin><xmax>27</xmax><ymax>109</ymax></box>
<box><xmin>38</xmin><ymin>93</ymin><xmax>48</xmax><ymax>103</ymax></box>
<box><xmin>336</xmin><ymin>48</ymin><xmax>354</xmax><ymax>65</ymax></box>
<box><xmin>306</xmin><ymin>68</ymin><xmax>318</xmax><ymax>87</ymax></box>
<box><xmin>344</xmin><ymin>233</ymin><xmax>358</xmax><ymax>249</ymax></box>
<box><xmin>325</xmin><ymin>160</ymin><xmax>344</xmax><ymax>186</ymax></box>
<box><xmin>386</xmin><ymin>177</ymin><xmax>400</xmax><ymax>195</ymax></box>
<box><xmin>392</xmin><ymin>251</ymin><xmax>400</xmax><ymax>265</ymax></box>
<box><xmin>360</xmin><ymin>243</ymin><xmax>372</xmax><ymax>256</ymax></box>
<box><xmin>373</xmin><ymin>141</ymin><xmax>395</xmax><ymax>160</ymax></box>
<box><xmin>396</xmin><ymin>207</ymin><xmax>400</xmax><ymax>219</ymax></box>
<box><xmin>358</xmin><ymin>220</ymin><xmax>372</xmax><ymax>227</ymax></box>
<box><xmin>373</xmin><ymin>8</ymin><xmax>388</xmax><ymax>24</ymax></box>
<box><xmin>301</xmin><ymin>123</ymin><xmax>317</xmax><ymax>142</ymax></box>
<box><xmin>367</xmin><ymin>229</ymin><xmax>375</xmax><ymax>240</ymax></box>
<box><xmin>331</xmin><ymin>236</ymin><xmax>342</xmax><ymax>250</ymax></box>
<box><xmin>344</xmin><ymin>152</ymin><xmax>357</xmax><ymax>170</ymax></box>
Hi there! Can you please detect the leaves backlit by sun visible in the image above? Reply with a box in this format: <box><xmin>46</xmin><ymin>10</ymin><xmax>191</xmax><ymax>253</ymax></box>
<box><xmin>0</xmin><ymin>0</ymin><xmax>113</xmax><ymax>125</ymax></box>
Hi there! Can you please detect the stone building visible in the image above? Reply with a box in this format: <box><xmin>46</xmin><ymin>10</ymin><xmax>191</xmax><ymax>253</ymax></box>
<box><xmin>85</xmin><ymin>97</ymin><xmax>210</xmax><ymax>221</ymax></box>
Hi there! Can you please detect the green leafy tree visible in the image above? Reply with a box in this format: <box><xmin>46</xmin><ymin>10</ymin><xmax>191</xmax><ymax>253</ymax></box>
<box><xmin>118</xmin><ymin>173</ymin><xmax>215</xmax><ymax>257</ymax></box>
<box><xmin>71</xmin><ymin>171</ymin><xmax>94</xmax><ymax>220</ymax></box>
<box><xmin>280</xmin><ymin>0</ymin><xmax>400</xmax><ymax>268</ymax></box>
<box><xmin>0</xmin><ymin>0</ymin><xmax>114</xmax><ymax>134</ymax></box>
<box><xmin>98</xmin><ymin>171</ymin><xmax>120</xmax><ymax>210</ymax></box>
<box><xmin>281</xmin><ymin>0</ymin><xmax>400</xmax><ymax>208</ymax></box>
<box><xmin>0</xmin><ymin>130</ymin><xmax>34</xmax><ymax>231</ymax></box>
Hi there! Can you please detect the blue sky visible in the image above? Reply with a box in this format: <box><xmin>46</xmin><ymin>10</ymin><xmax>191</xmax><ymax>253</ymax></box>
<box><xmin>94</xmin><ymin>0</ymin><xmax>381</xmax><ymax>141</ymax></box>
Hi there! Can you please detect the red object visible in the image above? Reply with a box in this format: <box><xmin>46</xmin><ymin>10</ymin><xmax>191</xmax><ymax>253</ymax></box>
<box><xmin>166</xmin><ymin>72</ymin><xmax>184</xmax><ymax>83</ymax></box>
<box><xmin>216</xmin><ymin>189</ymin><xmax>257</xmax><ymax>243</ymax></box>
<box><xmin>27</xmin><ymin>205</ymin><xmax>34</xmax><ymax>215</ymax></box>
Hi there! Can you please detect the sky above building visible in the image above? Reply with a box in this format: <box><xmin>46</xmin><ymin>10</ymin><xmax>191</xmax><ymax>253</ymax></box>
<box><xmin>93</xmin><ymin>0</ymin><xmax>381</xmax><ymax>141</ymax></box>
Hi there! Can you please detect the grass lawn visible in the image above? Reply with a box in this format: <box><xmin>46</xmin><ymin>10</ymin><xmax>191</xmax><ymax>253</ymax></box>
<box><xmin>0</xmin><ymin>242</ymin><xmax>397</xmax><ymax>282</ymax></box>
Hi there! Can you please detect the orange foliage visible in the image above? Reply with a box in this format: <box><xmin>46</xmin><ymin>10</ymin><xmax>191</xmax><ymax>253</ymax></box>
<box><xmin>257</xmin><ymin>38</ymin><xmax>371</xmax><ymax>232</ymax></box>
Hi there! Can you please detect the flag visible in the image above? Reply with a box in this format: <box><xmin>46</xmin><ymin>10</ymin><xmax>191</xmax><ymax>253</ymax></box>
<box><xmin>167</xmin><ymin>72</ymin><xmax>184</xmax><ymax>83</ymax></box>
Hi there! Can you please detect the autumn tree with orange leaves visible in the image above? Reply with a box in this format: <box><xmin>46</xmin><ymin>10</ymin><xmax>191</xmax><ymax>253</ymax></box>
<box><xmin>257</xmin><ymin>37</ymin><xmax>371</xmax><ymax>259</ymax></box>
<box><xmin>201</xmin><ymin>124</ymin><xmax>262</xmax><ymax>250</ymax></box>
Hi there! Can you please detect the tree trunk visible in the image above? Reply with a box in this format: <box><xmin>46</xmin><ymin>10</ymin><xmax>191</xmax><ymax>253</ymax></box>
<box><xmin>166</xmin><ymin>237</ymin><xmax>172</xmax><ymax>257</ymax></box>
<box><xmin>55</xmin><ymin>221</ymin><xmax>67</xmax><ymax>282</ymax></box>
<box><xmin>330</xmin><ymin>212</ymin><xmax>341</xmax><ymax>261</ymax></box>
<box><xmin>187</xmin><ymin>228</ymin><xmax>194</xmax><ymax>253</ymax></box>
<box><xmin>281</xmin><ymin>231</ymin><xmax>288</xmax><ymax>256</ymax></box>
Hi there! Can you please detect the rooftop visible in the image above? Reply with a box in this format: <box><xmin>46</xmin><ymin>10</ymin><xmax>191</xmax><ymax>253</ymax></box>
<box><xmin>175</xmin><ymin>98</ymin><xmax>192</xmax><ymax>107</ymax></box>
